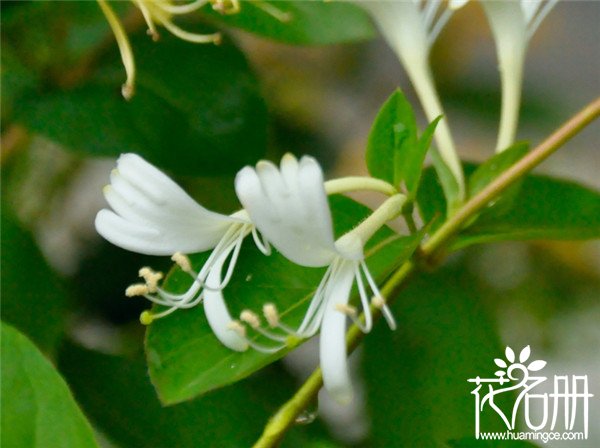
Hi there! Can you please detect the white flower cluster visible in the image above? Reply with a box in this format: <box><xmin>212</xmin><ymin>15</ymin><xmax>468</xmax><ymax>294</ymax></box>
<box><xmin>96</xmin><ymin>153</ymin><xmax>405</xmax><ymax>403</ymax></box>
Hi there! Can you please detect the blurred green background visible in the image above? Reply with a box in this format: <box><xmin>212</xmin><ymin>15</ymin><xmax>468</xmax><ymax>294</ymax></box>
<box><xmin>1</xmin><ymin>1</ymin><xmax>598</xmax><ymax>447</ymax></box>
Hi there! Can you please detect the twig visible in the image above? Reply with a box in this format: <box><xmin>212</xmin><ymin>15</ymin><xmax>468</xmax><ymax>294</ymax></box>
<box><xmin>252</xmin><ymin>96</ymin><xmax>600</xmax><ymax>448</ymax></box>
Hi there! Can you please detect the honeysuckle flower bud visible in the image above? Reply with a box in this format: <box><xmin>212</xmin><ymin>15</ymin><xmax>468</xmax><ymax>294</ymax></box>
<box><xmin>95</xmin><ymin>153</ymin><xmax>270</xmax><ymax>350</ymax></box>
<box><xmin>235</xmin><ymin>154</ymin><xmax>400</xmax><ymax>404</ymax></box>
<box><xmin>479</xmin><ymin>0</ymin><xmax>559</xmax><ymax>151</ymax></box>
<box><xmin>356</xmin><ymin>0</ymin><xmax>466</xmax><ymax>209</ymax></box>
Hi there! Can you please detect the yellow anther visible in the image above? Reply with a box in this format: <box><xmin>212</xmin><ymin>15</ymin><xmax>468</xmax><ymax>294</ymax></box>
<box><xmin>139</xmin><ymin>310</ymin><xmax>154</xmax><ymax>325</ymax></box>
<box><xmin>138</xmin><ymin>267</ymin><xmax>163</xmax><ymax>293</ymax></box>
<box><xmin>211</xmin><ymin>0</ymin><xmax>240</xmax><ymax>15</ymax></box>
<box><xmin>335</xmin><ymin>303</ymin><xmax>357</xmax><ymax>317</ymax></box>
<box><xmin>171</xmin><ymin>252</ymin><xmax>193</xmax><ymax>274</ymax></box>
<box><xmin>227</xmin><ymin>320</ymin><xmax>247</xmax><ymax>337</ymax></box>
<box><xmin>240</xmin><ymin>310</ymin><xmax>261</xmax><ymax>329</ymax></box>
<box><xmin>125</xmin><ymin>283</ymin><xmax>149</xmax><ymax>297</ymax></box>
<box><xmin>263</xmin><ymin>303</ymin><xmax>279</xmax><ymax>328</ymax></box>
<box><xmin>371</xmin><ymin>296</ymin><xmax>386</xmax><ymax>309</ymax></box>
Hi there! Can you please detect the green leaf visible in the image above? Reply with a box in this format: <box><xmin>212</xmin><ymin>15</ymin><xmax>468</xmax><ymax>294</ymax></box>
<box><xmin>468</xmin><ymin>143</ymin><xmax>529</xmax><ymax>219</ymax></box>
<box><xmin>366</xmin><ymin>90</ymin><xmax>418</xmax><ymax>187</ymax></box>
<box><xmin>456</xmin><ymin>174</ymin><xmax>600</xmax><ymax>249</ymax></box>
<box><xmin>411</xmin><ymin>115</ymin><xmax>442</xmax><ymax>194</ymax></box>
<box><xmin>0</xmin><ymin>208</ymin><xmax>68</xmax><ymax>354</ymax></box>
<box><xmin>58</xmin><ymin>341</ymin><xmax>329</xmax><ymax>448</ymax></box>
<box><xmin>146</xmin><ymin>196</ymin><xmax>422</xmax><ymax>404</ymax></box>
<box><xmin>1</xmin><ymin>1</ymin><xmax>109</xmax><ymax>76</ymax></box>
<box><xmin>16</xmin><ymin>34</ymin><xmax>267</xmax><ymax>176</ymax></box>
<box><xmin>430</xmin><ymin>146</ymin><xmax>463</xmax><ymax>216</ymax></box>
<box><xmin>363</xmin><ymin>267</ymin><xmax>510</xmax><ymax>447</ymax></box>
<box><xmin>1</xmin><ymin>323</ymin><xmax>98</xmax><ymax>448</ymax></box>
<box><xmin>1</xmin><ymin>44</ymin><xmax>39</xmax><ymax>122</ymax></box>
<box><xmin>468</xmin><ymin>144</ymin><xmax>528</xmax><ymax>197</ymax></box>
<box><xmin>418</xmin><ymin>164</ymin><xmax>600</xmax><ymax>249</ymax></box>
<box><xmin>201</xmin><ymin>1</ymin><xmax>375</xmax><ymax>45</ymax></box>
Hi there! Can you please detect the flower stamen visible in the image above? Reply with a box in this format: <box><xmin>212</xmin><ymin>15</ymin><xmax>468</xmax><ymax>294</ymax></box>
<box><xmin>138</xmin><ymin>266</ymin><xmax>163</xmax><ymax>292</ymax></box>
<box><xmin>227</xmin><ymin>320</ymin><xmax>285</xmax><ymax>353</ymax></box>
<box><xmin>125</xmin><ymin>283</ymin><xmax>149</xmax><ymax>297</ymax></box>
<box><xmin>171</xmin><ymin>252</ymin><xmax>193</xmax><ymax>274</ymax></box>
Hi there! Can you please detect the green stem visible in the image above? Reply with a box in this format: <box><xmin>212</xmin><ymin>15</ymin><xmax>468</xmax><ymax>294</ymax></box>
<box><xmin>403</xmin><ymin>211</ymin><xmax>418</xmax><ymax>234</ymax></box>
<box><xmin>422</xmin><ymin>95</ymin><xmax>600</xmax><ymax>258</ymax></box>
<box><xmin>252</xmin><ymin>96</ymin><xmax>600</xmax><ymax>448</ymax></box>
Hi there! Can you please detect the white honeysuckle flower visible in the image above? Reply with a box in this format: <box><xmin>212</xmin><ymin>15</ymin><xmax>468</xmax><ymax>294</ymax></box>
<box><xmin>479</xmin><ymin>0</ymin><xmax>559</xmax><ymax>151</ymax></box>
<box><xmin>233</xmin><ymin>154</ymin><xmax>400</xmax><ymax>404</ymax></box>
<box><xmin>95</xmin><ymin>153</ymin><xmax>270</xmax><ymax>350</ymax></box>
<box><xmin>356</xmin><ymin>0</ymin><xmax>466</xmax><ymax>207</ymax></box>
<box><xmin>96</xmin><ymin>154</ymin><xmax>234</xmax><ymax>255</ymax></box>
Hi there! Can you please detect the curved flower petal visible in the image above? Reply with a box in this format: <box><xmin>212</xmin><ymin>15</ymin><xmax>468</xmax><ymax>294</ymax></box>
<box><xmin>235</xmin><ymin>154</ymin><xmax>337</xmax><ymax>267</ymax></box>
<box><xmin>96</xmin><ymin>154</ymin><xmax>236</xmax><ymax>255</ymax></box>
<box><xmin>320</xmin><ymin>261</ymin><xmax>356</xmax><ymax>405</ymax></box>
<box><xmin>203</xmin><ymin>249</ymin><xmax>249</xmax><ymax>352</ymax></box>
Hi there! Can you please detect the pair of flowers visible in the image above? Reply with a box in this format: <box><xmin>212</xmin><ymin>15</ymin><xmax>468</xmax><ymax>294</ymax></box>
<box><xmin>359</xmin><ymin>0</ymin><xmax>558</xmax><ymax>211</ymax></box>
<box><xmin>96</xmin><ymin>153</ymin><xmax>403</xmax><ymax>403</ymax></box>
